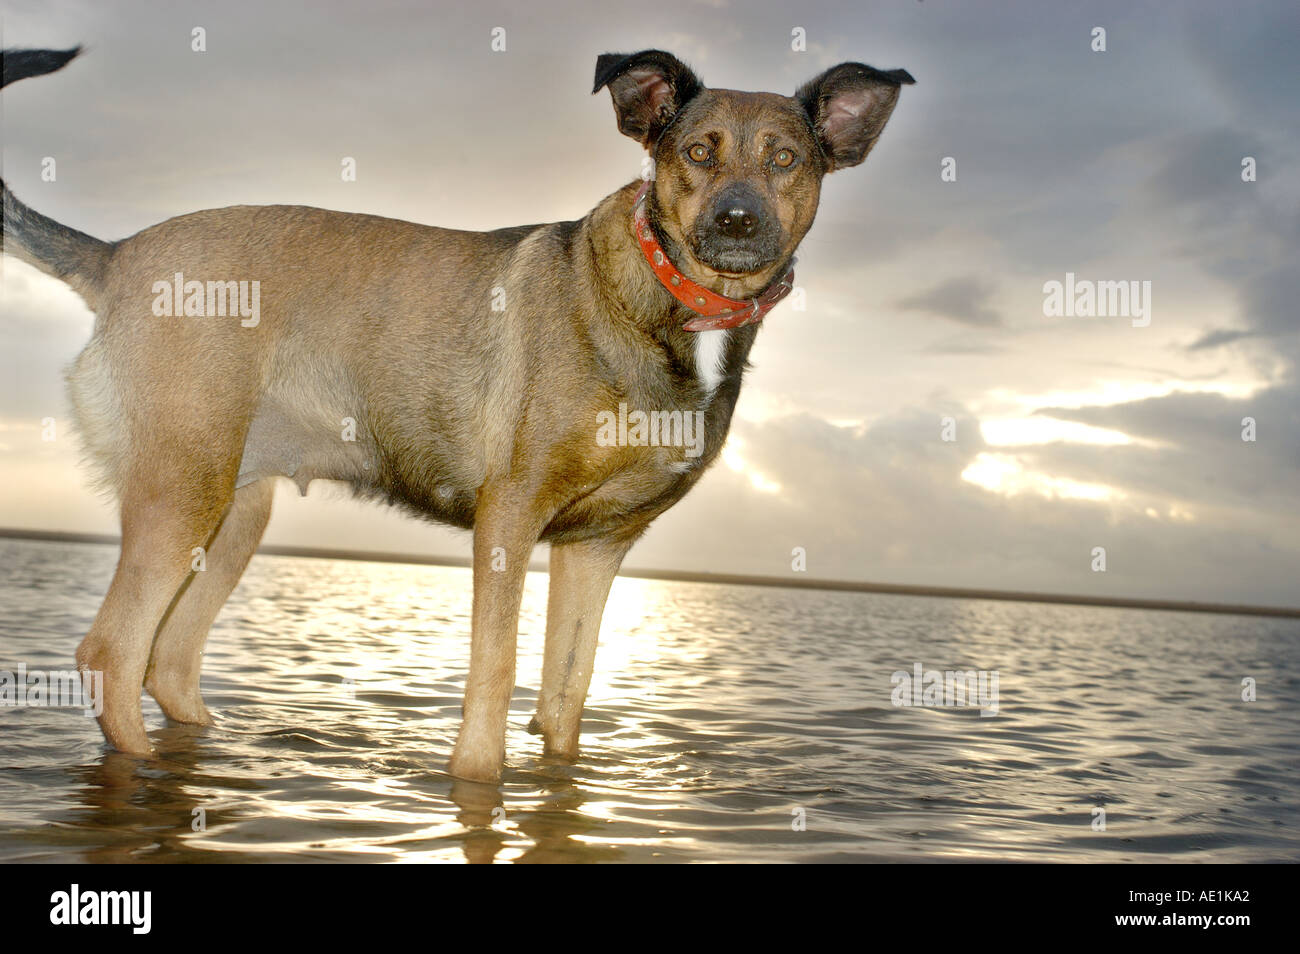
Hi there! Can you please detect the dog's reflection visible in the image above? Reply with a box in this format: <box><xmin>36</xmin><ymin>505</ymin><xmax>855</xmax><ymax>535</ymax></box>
<box><xmin>50</xmin><ymin>727</ymin><xmax>622</xmax><ymax>864</ymax></box>
<box><xmin>448</xmin><ymin>761</ymin><xmax>624</xmax><ymax>864</ymax></box>
<box><xmin>61</xmin><ymin>724</ymin><xmax>214</xmax><ymax>863</ymax></box>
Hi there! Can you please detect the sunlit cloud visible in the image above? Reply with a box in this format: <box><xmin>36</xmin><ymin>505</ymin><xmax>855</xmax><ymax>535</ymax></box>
<box><xmin>976</xmin><ymin>379</ymin><xmax>1269</xmax><ymax>418</ymax></box>
<box><xmin>961</xmin><ymin>452</ymin><xmax>1122</xmax><ymax>502</ymax></box>
<box><xmin>721</xmin><ymin>438</ymin><xmax>782</xmax><ymax>494</ymax></box>
<box><xmin>980</xmin><ymin>416</ymin><xmax>1160</xmax><ymax>447</ymax></box>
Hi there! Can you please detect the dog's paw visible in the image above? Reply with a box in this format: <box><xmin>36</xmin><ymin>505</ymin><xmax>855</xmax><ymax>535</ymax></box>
<box><xmin>448</xmin><ymin>744</ymin><xmax>505</xmax><ymax>785</ymax></box>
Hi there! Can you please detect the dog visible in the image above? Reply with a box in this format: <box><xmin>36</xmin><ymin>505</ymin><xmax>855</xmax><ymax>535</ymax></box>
<box><xmin>2</xmin><ymin>46</ymin><xmax>913</xmax><ymax>783</ymax></box>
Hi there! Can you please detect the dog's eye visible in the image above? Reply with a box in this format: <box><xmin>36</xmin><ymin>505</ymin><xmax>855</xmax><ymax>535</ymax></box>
<box><xmin>688</xmin><ymin>144</ymin><xmax>711</xmax><ymax>164</ymax></box>
<box><xmin>773</xmin><ymin>148</ymin><xmax>796</xmax><ymax>168</ymax></box>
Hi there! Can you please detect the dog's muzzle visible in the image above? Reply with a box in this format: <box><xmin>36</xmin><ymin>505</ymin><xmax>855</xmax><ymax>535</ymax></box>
<box><xmin>692</xmin><ymin>184</ymin><xmax>783</xmax><ymax>274</ymax></box>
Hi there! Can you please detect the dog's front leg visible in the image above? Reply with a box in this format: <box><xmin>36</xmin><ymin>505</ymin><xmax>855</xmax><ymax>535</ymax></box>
<box><xmin>448</xmin><ymin>482</ymin><xmax>547</xmax><ymax>784</ymax></box>
<box><xmin>529</xmin><ymin>535</ymin><xmax>634</xmax><ymax>759</ymax></box>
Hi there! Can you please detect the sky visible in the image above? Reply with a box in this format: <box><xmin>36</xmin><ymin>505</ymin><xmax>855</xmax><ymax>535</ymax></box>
<box><xmin>1</xmin><ymin>0</ymin><xmax>1297</xmax><ymax>606</ymax></box>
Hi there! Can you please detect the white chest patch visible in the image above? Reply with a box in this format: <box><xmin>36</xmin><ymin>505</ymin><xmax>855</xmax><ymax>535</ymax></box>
<box><xmin>693</xmin><ymin>328</ymin><xmax>729</xmax><ymax>398</ymax></box>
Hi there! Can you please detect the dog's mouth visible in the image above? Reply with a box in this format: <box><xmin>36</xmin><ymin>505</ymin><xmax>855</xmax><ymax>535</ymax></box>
<box><xmin>688</xmin><ymin>240</ymin><xmax>782</xmax><ymax>280</ymax></box>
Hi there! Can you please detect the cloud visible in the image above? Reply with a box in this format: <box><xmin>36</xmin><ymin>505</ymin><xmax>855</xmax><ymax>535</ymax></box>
<box><xmin>634</xmin><ymin>406</ymin><xmax>1300</xmax><ymax>606</ymax></box>
<box><xmin>922</xmin><ymin>338</ymin><xmax>1009</xmax><ymax>356</ymax></box>
<box><xmin>3</xmin><ymin>0</ymin><xmax>1299</xmax><ymax>609</ymax></box>
<box><xmin>1031</xmin><ymin>386</ymin><xmax>1300</xmax><ymax>512</ymax></box>
<box><xmin>1187</xmin><ymin>329</ymin><xmax>1255</xmax><ymax>351</ymax></box>
<box><xmin>897</xmin><ymin>276</ymin><xmax>1003</xmax><ymax>328</ymax></box>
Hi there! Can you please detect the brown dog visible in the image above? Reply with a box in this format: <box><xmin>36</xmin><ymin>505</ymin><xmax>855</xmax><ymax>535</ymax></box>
<box><xmin>2</xmin><ymin>47</ymin><xmax>912</xmax><ymax>783</ymax></box>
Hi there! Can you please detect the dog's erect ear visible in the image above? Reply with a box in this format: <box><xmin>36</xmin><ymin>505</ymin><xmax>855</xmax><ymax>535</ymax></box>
<box><xmin>796</xmin><ymin>63</ymin><xmax>915</xmax><ymax>171</ymax></box>
<box><xmin>592</xmin><ymin>50</ymin><xmax>704</xmax><ymax>147</ymax></box>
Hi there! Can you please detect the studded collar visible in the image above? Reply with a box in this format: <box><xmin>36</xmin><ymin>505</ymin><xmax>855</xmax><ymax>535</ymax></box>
<box><xmin>631</xmin><ymin>180</ymin><xmax>795</xmax><ymax>332</ymax></box>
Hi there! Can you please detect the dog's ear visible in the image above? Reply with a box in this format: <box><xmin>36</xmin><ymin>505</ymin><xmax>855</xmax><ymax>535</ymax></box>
<box><xmin>592</xmin><ymin>50</ymin><xmax>704</xmax><ymax>147</ymax></box>
<box><xmin>796</xmin><ymin>63</ymin><xmax>915</xmax><ymax>171</ymax></box>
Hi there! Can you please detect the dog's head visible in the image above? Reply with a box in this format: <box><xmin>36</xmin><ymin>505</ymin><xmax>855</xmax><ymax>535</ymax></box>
<box><xmin>594</xmin><ymin>49</ymin><xmax>914</xmax><ymax>294</ymax></box>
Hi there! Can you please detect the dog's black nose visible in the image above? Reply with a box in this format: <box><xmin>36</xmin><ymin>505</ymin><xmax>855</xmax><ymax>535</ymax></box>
<box><xmin>715</xmin><ymin>205</ymin><xmax>758</xmax><ymax>239</ymax></box>
<box><xmin>696</xmin><ymin>185</ymin><xmax>780</xmax><ymax>273</ymax></box>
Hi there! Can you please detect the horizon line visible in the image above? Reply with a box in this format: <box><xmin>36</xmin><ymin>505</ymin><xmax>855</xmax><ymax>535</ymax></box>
<box><xmin>1</xmin><ymin>527</ymin><xmax>1296</xmax><ymax>620</ymax></box>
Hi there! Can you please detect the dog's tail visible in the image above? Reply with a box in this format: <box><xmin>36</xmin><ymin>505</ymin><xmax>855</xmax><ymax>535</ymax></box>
<box><xmin>2</xmin><ymin>47</ymin><xmax>113</xmax><ymax>308</ymax></box>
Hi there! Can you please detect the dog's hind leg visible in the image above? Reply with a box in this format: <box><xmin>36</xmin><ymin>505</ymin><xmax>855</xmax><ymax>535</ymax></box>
<box><xmin>144</xmin><ymin>478</ymin><xmax>274</xmax><ymax>725</ymax></box>
<box><xmin>528</xmin><ymin>536</ymin><xmax>633</xmax><ymax>759</ymax></box>
<box><xmin>74</xmin><ymin>410</ymin><xmax>247</xmax><ymax>756</ymax></box>
<box><xmin>77</xmin><ymin>482</ymin><xmax>234</xmax><ymax>755</ymax></box>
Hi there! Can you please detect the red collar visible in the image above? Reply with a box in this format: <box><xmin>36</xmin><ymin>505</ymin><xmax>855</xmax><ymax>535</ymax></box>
<box><xmin>632</xmin><ymin>180</ymin><xmax>795</xmax><ymax>332</ymax></box>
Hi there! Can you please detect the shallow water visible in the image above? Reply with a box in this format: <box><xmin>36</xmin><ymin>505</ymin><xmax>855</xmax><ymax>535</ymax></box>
<box><xmin>0</xmin><ymin>537</ymin><xmax>1296</xmax><ymax>863</ymax></box>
